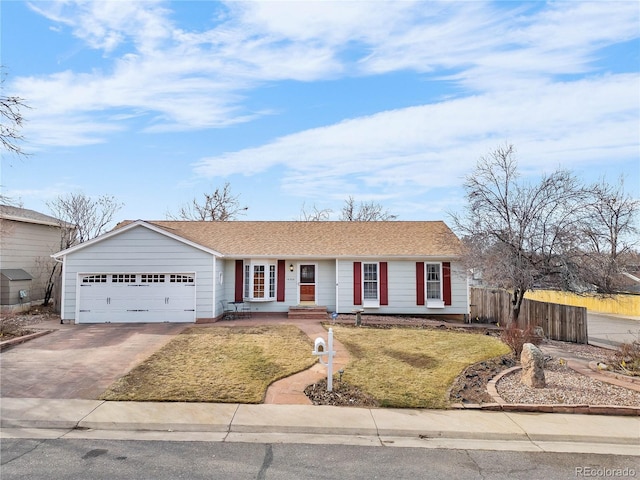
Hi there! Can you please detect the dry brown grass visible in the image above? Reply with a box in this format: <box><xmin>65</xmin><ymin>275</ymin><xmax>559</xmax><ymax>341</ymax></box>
<box><xmin>101</xmin><ymin>325</ymin><xmax>316</xmax><ymax>403</ymax></box>
<box><xmin>331</xmin><ymin>325</ymin><xmax>511</xmax><ymax>408</ymax></box>
<box><xmin>101</xmin><ymin>323</ymin><xmax>510</xmax><ymax>408</ymax></box>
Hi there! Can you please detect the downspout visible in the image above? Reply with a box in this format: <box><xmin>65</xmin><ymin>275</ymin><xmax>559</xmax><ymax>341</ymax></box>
<box><xmin>214</xmin><ymin>255</ymin><xmax>218</xmax><ymax>323</ymax></box>
<box><xmin>51</xmin><ymin>255</ymin><xmax>65</xmax><ymax>324</ymax></box>
<box><xmin>335</xmin><ymin>259</ymin><xmax>339</xmax><ymax>314</ymax></box>
<box><xmin>465</xmin><ymin>263</ymin><xmax>471</xmax><ymax>324</ymax></box>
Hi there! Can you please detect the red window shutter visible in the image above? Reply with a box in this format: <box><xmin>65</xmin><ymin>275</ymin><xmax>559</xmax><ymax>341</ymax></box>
<box><xmin>380</xmin><ymin>262</ymin><xmax>388</xmax><ymax>305</ymax></box>
<box><xmin>277</xmin><ymin>260</ymin><xmax>286</xmax><ymax>302</ymax></box>
<box><xmin>234</xmin><ymin>260</ymin><xmax>244</xmax><ymax>302</ymax></box>
<box><xmin>353</xmin><ymin>262</ymin><xmax>362</xmax><ymax>305</ymax></box>
<box><xmin>443</xmin><ymin>261</ymin><xmax>452</xmax><ymax>306</ymax></box>
<box><xmin>416</xmin><ymin>262</ymin><xmax>425</xmax><ymax>306</ymax></box>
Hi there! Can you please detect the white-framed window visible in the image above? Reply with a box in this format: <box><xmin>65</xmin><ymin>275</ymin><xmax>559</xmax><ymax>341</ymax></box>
<box><xmin>170</xmin><ymin>274</ymin><xmax>194</xmax><ymax>284</ymax></box>
<box><xmin>253</xmin><ymin>265</ymin><xmax>265</xmax><ymax>298</ymax></box>
<box><xmin>425</xmin><ymin>263</ymin><xmax>444</xmax><ymax>308</ymax></box>
<box><xmin>112</xmin><ymin>274</ymin><xmax>136</xmax><ymax>283</ymax></box>
<box><xmin>141</xmin><ymin>274</ymin><xmax>165</xmax><ymax>283</ymax></box>
<box><xmin>362</xmin><ymin>262</ymin><xmax>380</xmax><ymax>307</ymax></box>
<box><xmin>243</xmin><ymin>261</ymin><xmax>277</xmax><ymax>301</ymax></box>
<box><xmin>82</xmin><ymin>274</ymin><xmax>107</xmax><ymax>283</ymax></box>
<box><xmin>363</xmin><ymin>262</ymin><xmax>379</xmax><ymax>307</ymax></box>
<box><xmin>244</xmin><ymin>264</ymin><xmax>250</xmax><ymax>298</ymax></box>
<box><xmin>269</xmin><ymin>264</ymin><xmax>276</xmax><ymax>298</ymax></box>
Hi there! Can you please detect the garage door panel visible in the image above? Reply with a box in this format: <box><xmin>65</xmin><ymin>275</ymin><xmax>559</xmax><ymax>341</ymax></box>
<box><xmin>78</xmin><ymin>273</ymin><xmax>196</xmax><ymax>323</ymax></box>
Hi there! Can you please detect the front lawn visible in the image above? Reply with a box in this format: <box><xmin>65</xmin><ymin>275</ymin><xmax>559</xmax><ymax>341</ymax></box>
<box><xmin>101</xmin><ymin>325</ymin><xmax>317</xmax><ymax>403</ymax></box>
<box><xmin>101</xmin><ymin>323</ymin><xmax>510</xmax><ymax>408</ymax></box>
<box><xmin>331</xmin><ymin>325</ymin><xmax>510</xmax><ymax>408</ymax></box>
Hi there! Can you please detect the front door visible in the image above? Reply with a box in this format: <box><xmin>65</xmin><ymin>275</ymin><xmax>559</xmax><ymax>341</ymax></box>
<box><xmin>299</xmin><ymin>264</ymin><xmax>316</xmax><ymax>303</ymax></box>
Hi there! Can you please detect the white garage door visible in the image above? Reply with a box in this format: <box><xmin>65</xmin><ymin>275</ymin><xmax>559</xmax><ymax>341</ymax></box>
<box><xmin>78</xmin><ymin>273</ymin><xmax>196</xmax><ymax>323</ymax></box>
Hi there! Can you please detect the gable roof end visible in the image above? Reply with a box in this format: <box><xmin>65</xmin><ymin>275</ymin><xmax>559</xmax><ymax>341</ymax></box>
<box><xmin>52</xmin><ymin>220</ymin><xmax>222</xmax><ymax>259</ymax></box>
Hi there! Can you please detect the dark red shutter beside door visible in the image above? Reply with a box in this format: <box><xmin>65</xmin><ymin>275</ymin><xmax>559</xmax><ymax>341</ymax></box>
<box><xmin>380</xmin><ymin>262</ymin><xmax>388</xmax><ymax>305</ymax></box>
<box><xmin>235</xmin><ymin>260</ymin><xmax>244</xmax><ymax>302</ymax></box>
<box><xmin>443</xmin><ymin>261</ymin><xmax>452</xmax><ymax>306</ymax></box>
<box><xmin>277</xmin><ymin>260</ymin><xmax>286</xmax><ymax>302</ymax></box>
<box><xmin>416</xmin><ymin>262</ymin><xmax>425</xmax><ymax>306</ymax></box>
<box><xmin>353</xmin><ymin>262</ymin><xmax>362</xmax><ymax>305</ymax></box>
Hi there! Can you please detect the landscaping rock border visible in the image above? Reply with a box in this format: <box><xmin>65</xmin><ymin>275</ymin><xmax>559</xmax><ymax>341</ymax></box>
<box><xmin>0</xmin><ymin>330</ymin><xmax>54</xmax><ymax>351</ymax></box>
<box><xmin>459</xmin><ymin>363</ymin><xmax>640</xmax><ymax>416</ymax></box>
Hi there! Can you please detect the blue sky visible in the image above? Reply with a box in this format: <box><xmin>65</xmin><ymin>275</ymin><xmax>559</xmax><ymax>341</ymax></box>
<box><xmin>1</xmin><ymin>0</ymin><xmax>639</xmax><ymax>225</ymax></box>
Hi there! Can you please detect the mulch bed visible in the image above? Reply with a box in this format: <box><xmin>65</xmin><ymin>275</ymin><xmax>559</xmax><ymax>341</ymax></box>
<box><xmin>0</xmin><ymin>305</ymin><xmax>59</xmax><ymax>341</ymax></box>
<box><xmin>448</xmin><ymin>353</ymin><xmax>517</xmax><ymax>404</ymax></box>
<box><xmin>305</xmin><ymin>379</ymin><xmax>379</xmax><ymax>407</ymax></box>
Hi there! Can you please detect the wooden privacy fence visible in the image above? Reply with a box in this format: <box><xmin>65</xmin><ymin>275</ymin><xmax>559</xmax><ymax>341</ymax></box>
<box><xmin>469</xmin><ymin>287</ymin><xmax>588</xmax><ymax>344</ymax></box>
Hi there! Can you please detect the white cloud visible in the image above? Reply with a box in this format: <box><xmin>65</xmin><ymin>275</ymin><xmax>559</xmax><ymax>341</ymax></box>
<box><xmin>12</xmin><ymin>0</ymin><xmax>640</xmax><ymax>151</ymax></box>
<box><xmin>28</xmin><ymin>0</ymin><xmax>174</xmax><ymax>53</ymax></box>
<box><xmin>194</xmin><ymin>73</ymin><xmax>639</xmax><ymax>200</ymax></box>
<box><xmin>2</xmin><ymin>182</ymin><xmax>84</xmax><ymax>206</ymax></box>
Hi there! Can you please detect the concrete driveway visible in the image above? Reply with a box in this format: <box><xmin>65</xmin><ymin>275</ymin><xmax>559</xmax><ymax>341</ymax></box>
<box><xmin>0</xmin><ymin>323</ymin><xmax>185</xmax><ymax>399</ymax></box>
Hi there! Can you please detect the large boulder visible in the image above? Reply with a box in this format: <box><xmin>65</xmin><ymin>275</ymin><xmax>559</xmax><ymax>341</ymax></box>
<box><xmin>520</xmin><ymin>343</ymin><xmax>546</xmax><ymax>388</ymax></box>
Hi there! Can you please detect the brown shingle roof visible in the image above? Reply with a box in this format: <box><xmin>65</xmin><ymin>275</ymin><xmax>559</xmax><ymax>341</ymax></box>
<box><xmin>133</xmin><ymin>221</ymin><xmax>462</xmax><ymax>258</ymax></box>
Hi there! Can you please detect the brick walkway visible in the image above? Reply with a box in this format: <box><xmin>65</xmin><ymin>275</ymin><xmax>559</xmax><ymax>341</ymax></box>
<box><xmin>204</xmin><ymin>317</ymin><xmax>350</xmax><ymax>404</ymax></box>
<box><xmin>264</xmin><ymin>321</ymin><xmax>350</xmax><ymax>404</ymax></box>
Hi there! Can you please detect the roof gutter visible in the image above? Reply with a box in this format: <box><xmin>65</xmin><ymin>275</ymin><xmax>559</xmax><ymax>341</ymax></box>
<box><xmin>223</xmin><ymin>254</ymin><xmax>462</xmax><ymax>260</ymax></box>
<box><xmin>0</xmin><ymin>214</ymin><xmax>70</xmax><ymax>228</ymax></box>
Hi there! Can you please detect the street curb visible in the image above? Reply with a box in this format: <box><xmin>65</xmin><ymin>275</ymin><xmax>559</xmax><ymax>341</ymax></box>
<box><xmin>75</xmin><ymin>401</ymin><xmax>239</xmax><ymax>433</ymax></box>
<box><xmin>3</xmin><ymin>410</ymin><xmax>638</xmax><ymax>446</ymax></box>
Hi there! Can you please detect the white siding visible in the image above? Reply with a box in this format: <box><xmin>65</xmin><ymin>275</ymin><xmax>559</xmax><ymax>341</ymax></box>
<box><xmin>61</xmin><ymin>225</ymin><xmax>215</xmax><ymax>321</ymax></box>
<box><xmin>221</xmin><ymin>260</ymin><xmax>241</xmax><ymax>312</ymax></box>
<box><xmin>219</xmin><ymin>259</ymin><xmax>336</xmax><ymax>314</ymax></box>
<box><xmin>337</xmin><ymin>259</ymin><xmax>468</xmax><ymax>316</ymax></box>
<box><xmin>315</xmin><ymin>260</ymin><xmax>336</xmax><ymax>312</ymax></box>
<box><xmin>449</xmin><ymin>262</ymin><xmax>469</xmax><ymax>315</ymax></box>
<box><xmin>213</xmin><ymin>256</ymin><xmax>226</xmax><ymax>317</ymax></box>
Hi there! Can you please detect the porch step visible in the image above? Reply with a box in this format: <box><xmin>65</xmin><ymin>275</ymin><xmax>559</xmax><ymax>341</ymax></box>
<box><xmin>288</xmin><ymin>306</ymin><xmax>329</xmax><ymax>320</ymax></box>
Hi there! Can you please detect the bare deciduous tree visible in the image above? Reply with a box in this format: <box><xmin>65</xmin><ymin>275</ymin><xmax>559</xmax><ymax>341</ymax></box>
<box><xmin>298</xmin><ymin>202</ymin><xmax>332</xmax><ymax>221</ymax></box>
<box><xmin>339</xmin><ymin>196</ymin><xmax>398</xmax><ymax>221</ymax></box>
<box><xmin>580</xmin><ymin>176</ymin><xmax>639</xmax><ymax>293</ymax></box>
<box><xmin>48</xmin><ymin>193</ymin><xmax>123</xmax><ymax>244</ymax></box>
<box><xmin>451</xmin><ymin>144</ymin><xmax>588</xmax><ymax>324</ymax></box>
<box><xmin>0</xmin><ymin>195</ymin><xmax>22</xmax><ymax>207</ymax></box>
<box><xmin>1</xmin><ymin>67</ymin><xmax>30</xmax><ymax>158</ymax></box>
<box><xmin>169</xmin><ymin>182</ymin><xmax>247</xmax><ymax>221</ymax></box>
<box><xmin>43</xmin><ymin>193</ymin><xmax>123</xmax><ymax>305</ymax></box>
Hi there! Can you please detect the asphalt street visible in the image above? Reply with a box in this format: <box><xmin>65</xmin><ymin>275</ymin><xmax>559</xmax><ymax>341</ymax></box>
<box><xmin>2</xmin><ymin>438</ymin><xmax>639</xmax><ymax>480</ymax></box>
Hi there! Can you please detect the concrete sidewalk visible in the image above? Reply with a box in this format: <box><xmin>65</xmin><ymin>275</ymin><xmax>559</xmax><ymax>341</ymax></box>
<box><xmin>1</xmin><ymin>398</ymin><xmax>638</xmax><ymax>456</ymax></box>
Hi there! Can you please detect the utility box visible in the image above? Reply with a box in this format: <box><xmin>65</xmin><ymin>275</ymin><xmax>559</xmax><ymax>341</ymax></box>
<box><xmin>0</xmin><ymin>269</ymin><xmax>33</xmax><ymax>310</ymax></box>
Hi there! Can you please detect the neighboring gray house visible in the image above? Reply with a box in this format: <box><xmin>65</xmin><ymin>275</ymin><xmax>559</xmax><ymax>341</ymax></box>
<box><xmin>52</xmin><ymin>220</ymin><xmax>469</xmax><ymax>324</ymax></box>
<box><xmin>0</xmin><ymin>205</ymin><xmax>72</xmax><ymax>311</ymax></box>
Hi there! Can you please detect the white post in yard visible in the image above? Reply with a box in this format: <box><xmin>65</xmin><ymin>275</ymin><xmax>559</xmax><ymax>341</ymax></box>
<box><xmin>327</xmin><ymin>328</ymin><xmax>334</xmax><ymax>392</ymax></box>
<box><xmin>312</xmin><ymin>327</ymin><xmax>336</xmax><ymax>392</ymax></box>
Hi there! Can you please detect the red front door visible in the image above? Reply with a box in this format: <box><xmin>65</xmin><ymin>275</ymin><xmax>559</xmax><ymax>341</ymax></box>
<box><xmin>299</xmin><ymin>264</ymin><xmax>316</xmax><ymax>303</ymax></box>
